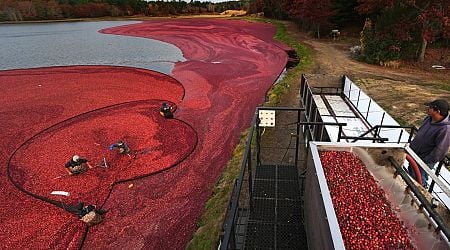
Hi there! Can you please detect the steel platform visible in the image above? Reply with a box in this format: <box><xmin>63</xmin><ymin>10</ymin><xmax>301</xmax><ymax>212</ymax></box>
<box><xmin>243</xmin><ymin>165</ymin><xmax>307</xmax><ymax>249</ymax></box>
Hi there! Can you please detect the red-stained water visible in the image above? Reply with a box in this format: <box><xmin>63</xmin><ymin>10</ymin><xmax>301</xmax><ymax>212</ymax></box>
<box><xmin>0</xmin><ymin>19</ymin><xmax>287</xmax><ymax>249</ymax></box>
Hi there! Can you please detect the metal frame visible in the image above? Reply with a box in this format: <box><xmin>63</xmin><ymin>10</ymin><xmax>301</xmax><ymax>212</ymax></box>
<box><xmin>220</xmin><ymin>74</ymin><xmax>450</xmax><ymax>249</ymax></box>
<box><xmin>302</xmin><ymin>74</ymin><xmax>450</xmax><ymax>195</ymax></box>
<box><xmin>220</xmin><ymin>106</ymin><xmax>349</xmax><ymax>249</ymax></box>
<box><xmin>308</xmin><ymin>142</ymin><xmax>450</xmax><ymax>244</ymax></box>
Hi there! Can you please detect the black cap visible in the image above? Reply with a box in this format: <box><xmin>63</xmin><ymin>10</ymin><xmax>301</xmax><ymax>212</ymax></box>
<box><xmin>425</xmin><ymin>99</ymin><xmax>449</xmax><ymax>116</ymax></box>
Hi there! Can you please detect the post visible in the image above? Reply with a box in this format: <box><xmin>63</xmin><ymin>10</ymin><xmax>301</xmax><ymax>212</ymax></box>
<box><xmin>348</xmin><ymin>82</ymin><xmax>352</xmax><ymax>100</ymax></box>
<box><xmin>295</xmin><ymin>109</ymin><xmax>301</xmax><ymax>167</ymax></box>
<box><xmin>356</xmin><ymin>89</ymin><xmax>361</xmax><ymax>107</ymax></box>
<box><xmin>397</xmin><ymin>129</ymin><xmax>404</xmax><ymax>144</ymax></box>
<box><xmin>366</xmin><ymin>99</ymin><xmax>372</xmax><ymax>120</ymax></box>
<box><xmin>337</xmin><ymin>125</ymin><xmax>343</xmax><ymax>142</ymax></box>
<box><xmin>247</xmin><ymin>147</ymin><xmax>253</xmax><ymax>211</ymax></box>
<box><xmin>380</xmin><ymin>112</ymin><xmax>386</xmax><ymax>127</ymax></box>
<box><xmin>256</xmin><ymin>119</ymin><xmax>261</xmax><ymax>166</ymax></box>
<box><xmin>428</xmin><ymin>160</ymin><xmax>444</xmax><ymax>192</ymax></box>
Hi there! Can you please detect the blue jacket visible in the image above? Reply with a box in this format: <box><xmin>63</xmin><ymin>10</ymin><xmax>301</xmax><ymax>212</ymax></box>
<box><xmin>410</xmin><ymin>115</ymin><xmax>450</xmax><ymax>164</ymax></box>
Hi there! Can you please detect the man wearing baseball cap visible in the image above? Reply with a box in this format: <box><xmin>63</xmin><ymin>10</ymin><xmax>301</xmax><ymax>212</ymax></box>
<box><xmin>409</xmin><ymin>99</ymin><xmax>450</xmax><ymax>187</ymax></box>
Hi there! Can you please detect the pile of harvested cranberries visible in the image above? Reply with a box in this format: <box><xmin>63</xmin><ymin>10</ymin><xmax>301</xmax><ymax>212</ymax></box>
<box><xmin>320</xmin><ymin>151</ymin><xmax>414</xmax><ymax>249</ymax></box>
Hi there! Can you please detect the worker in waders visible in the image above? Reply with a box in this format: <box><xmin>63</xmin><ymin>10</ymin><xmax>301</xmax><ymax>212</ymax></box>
<box><xmin>109</xmin><ymin>140</ymin><xmax>132</xmax><ymax>157</ymax></box>
<box><xmin>66</xmin><ymin>202</ymin><xmax>107</xmax><ymax>226</ymax></box>
<box><xmin>65</xmin><ymin>155</ymin><xmax>93</xmax><ymax>175</ymax></box>
<box><xmin>160</xmin><ymin>102</ymin><xmax>174</xmax><ymax>119</ymax></box>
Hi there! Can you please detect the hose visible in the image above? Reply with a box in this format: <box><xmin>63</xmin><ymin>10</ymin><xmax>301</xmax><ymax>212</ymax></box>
<box><xmin>405</xmin><ymin>154</ymin><xmax>422</xmax><ymax>186</ymax></box>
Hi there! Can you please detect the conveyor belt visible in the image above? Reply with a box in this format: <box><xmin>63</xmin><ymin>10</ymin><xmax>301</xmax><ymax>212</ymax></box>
<box><xmin>312</xmin><ymin>95</ymin><xmax>372</xmax><ymax>142</ymax></box>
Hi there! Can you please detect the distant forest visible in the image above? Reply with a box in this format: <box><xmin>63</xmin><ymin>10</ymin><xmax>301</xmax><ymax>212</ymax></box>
<box><xmin>1</xmin><ymin>0</ymin><xmax>448</xmax><ymax>64</ymax></box>
<box><xmin>251</xmin><ymin>0</ymin><xmax>448</xmax><ymax>63</ymax></box>
<box><xmin>0</xmin><ymin>0</ymin><xmax>244</xmax><ymax>21</ymax></box>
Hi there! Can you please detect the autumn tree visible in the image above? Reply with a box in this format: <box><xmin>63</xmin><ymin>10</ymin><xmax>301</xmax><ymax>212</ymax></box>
<box><xmin>248</xmin><ymin>0</ymin><xmax>264</xmax><ymax>13</ymax></box>
<box><xmin>259</xmin><ymin>0</ymin><xmax>288</xmax><ymax>19</ymax></box>
<box><xmin>416</xmin><ymin>1</ymin><xmax>449</xmax><ymax>62</ymax></box>
<box><xmin>331</xmin><ymin>0</ymin><xmax>362</xmax><ymax>26</ymax></box>
<box><xmin>0</xmin><ymin>0</ymin><xmax>21</xmax><ymax>21</ymax></box>
<box><xmin>357</xmin><ymin>0</ymin><xmax>449</xmax><ymax>62</ymax></box>
<box><xmin>284</xmin><ymin>0</ymin><xmax>335</xmax><ymax>38</ymax></box>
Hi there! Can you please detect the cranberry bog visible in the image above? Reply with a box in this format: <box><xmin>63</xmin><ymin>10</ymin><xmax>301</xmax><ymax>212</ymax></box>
<box><xmin>306</xmin><ymin>142</ymin><xmax>450</xmax><ymax>250</ymax></box>
<box><xmin>0</xmin><ymin>19</ymin><xmax>289</xmax><ymax>248</ymax></box>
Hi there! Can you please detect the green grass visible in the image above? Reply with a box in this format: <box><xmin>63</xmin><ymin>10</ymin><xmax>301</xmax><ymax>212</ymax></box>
<box><xmin>243</xmin><ymin>18</ymin><xmax>312</xmax><ymax>105</ymax></box>
<box><xmin>430</xmin><ymin>80</ymin><xmax>450</xmax><ymax>91</ymax></box>
<box><xmin>185</xmin><ymin>131</ymin><xmax>248</xmax><ymax>250</ymax></box>
<box><xmin>185</xmin><ymin>18</ymin><xmax>311</xmax><ymax>249</ymax></box>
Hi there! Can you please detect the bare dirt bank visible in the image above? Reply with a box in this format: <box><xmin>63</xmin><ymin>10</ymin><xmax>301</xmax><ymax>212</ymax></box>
<box><xmin>283</xmin><ymin>21</ymin><xmax>449</xmax><ymax>127</ymax></box>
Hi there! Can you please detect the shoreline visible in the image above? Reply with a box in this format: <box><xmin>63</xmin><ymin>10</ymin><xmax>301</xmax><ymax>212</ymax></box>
<box><xmin>0</xmin><ymin>14</ymin><xmax>234</xmax><ymax>25</ymax></box>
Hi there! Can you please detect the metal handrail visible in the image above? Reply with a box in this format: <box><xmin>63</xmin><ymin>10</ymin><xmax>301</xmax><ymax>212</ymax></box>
<box><xmin>406</xmin><ymin>128</ymin><xmax>449</xmax><ymax>196</ymax></box>
<box><xmin>220</xmin><ymin>111</ymin><xmax>257</xmax><ymax>249</ymax></box>
<box><xmin>351</xmin><ymin>124</ymin><xmax>416</xmax><ymax>143</ymax></box>
<box><xmin>220</xmin><ymin>107</ymin><xmax>305</xmax><ymax>250</ymax></box>
<box><xmin>389</xmin><ymin>156</ymin><xmax>450</xmax><ymax>240</ymax></box>
<box><xmin>429</xmin><ymin>155</ymin><xmax>450</xmax><ymax>193</ymax></box>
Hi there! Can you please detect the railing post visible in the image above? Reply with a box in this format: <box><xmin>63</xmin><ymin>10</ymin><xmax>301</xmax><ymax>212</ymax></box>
<box><xmin>373</xmin><ymin>126</ymin><xmax>379</xmax><ymax>143</ymax></box>
<box><xmin>428</xmin><ymin>160</ymin><xmax>444</xmax><ymax>192</ymax></box>
<box><xmin>365</xmin><ymin>99</ymin><xmax>372</xmax><ymax>120</ymax></box>
<box><xmin>295</xmin><ymin>109</ymin><xmax>301</xmax><ymax>167</ymax></box>
<box><xmin>247</xmin><ymin>147</ymin><xmax>253</xmax><ymax>211</ymax></box>
<box><xmin>319</xmin><ymin>124</ymin><xmax>325</xmax><ymax>141</ymax></box>
<box><xmin>337</xmin><ymin>125</ymin><xmax>342</xmax><ymax>142</ymax></box>
<box><xmin>308</xmin><ymin>92</ymin><xmax>313</xmax><ymax>120</ymax></box>
<box><xmin>348</xmin><ymin>82</ymin><xmax>352</xmax><ymax>99</ymax></box>
<box><xmin>380</xmin><ymin>112</ymin><xmax>386</xmax><ymax>126</ymax></box>
<box><xmin>256</xmin><ymin>119</ymin><xmax>261</xmax><ymax>166</ymax></box>
<box><xmin>408</xmin><ymin>127</ymin><xmax>416</xmax><ymax>143</ymax></box>
<box><xmin>229</xmin><ymin>223</ymin><xmax>236</xmax><ymax>249</ymax></box>
<box><xmin>300</xmin><ymin>75</ymin><xmax>305</xmax><ymax>105</ymax></box>
<box><xmin>397</xmin><ymin>129</ymin><xmax>404</xmax><ymax>144</ymax></box>
<box><xmin>356</xmin><ymin>89</ymin><xmax>361</xmax><ymax>107</ymax></box>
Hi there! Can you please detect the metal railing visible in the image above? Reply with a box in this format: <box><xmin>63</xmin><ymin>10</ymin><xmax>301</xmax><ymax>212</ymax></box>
<box><xmin>430</xmin><ymin>156</ymin><xmax>450</xmax><ymax>193</ymax></box>
<box><xmin>221</xmin><ymin>75</ymin><xmax>450</xmax><ymax>248</ymax></box>
<box><xmin>351</xmin><ymin>124</ymin><xmax>416</xmax><ymax>143</ymax></box>
<box><xmin>219</xmin><ymin>106</ymin><xmax>347</xmax><ymax>249</ymax></box>
<box><xmin>302</xmin><ymin>73</ymin><xmax>450</xmax><ymax>208</ymax></box>
<box><xmin>389</xmin><ymin>156</ymin><xmax>450</xmax><ymax>240</ymax></box>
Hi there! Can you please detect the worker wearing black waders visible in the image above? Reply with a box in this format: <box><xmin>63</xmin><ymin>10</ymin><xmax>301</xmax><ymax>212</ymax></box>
<box><xmin>109</xmin><ymin>140</ymin><xmax>132</xmax><ymax>156</ymax></box>
<box><xmin>65</xmin><ymin>155</ymin><xmax>93</xmax><ymax>175</ymax></box>
<box><xmin>160</xmin><ymin>102</ymin><xmax>174</xmax><ymax>118</ymax></box>
<box><xmin>65</xmin><ymin>202</ymin><xmax>107</xmax><ymax>226</ymax></box>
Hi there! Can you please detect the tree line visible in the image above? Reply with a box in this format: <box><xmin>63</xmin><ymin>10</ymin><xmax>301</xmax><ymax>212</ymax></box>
<box><xmin>1</xmin><ymin>0</ymin><xmax>448</xmax><ymax>64</ymax></box>
<box><xmin>248</xmin><ymin>0</ymin><xmax>448</xmax><ymax>63</ymax></box>
<box><xmin>0</xmin><ymin>0</ymin><xmax>244</xmax><ymax>21</ymax></box>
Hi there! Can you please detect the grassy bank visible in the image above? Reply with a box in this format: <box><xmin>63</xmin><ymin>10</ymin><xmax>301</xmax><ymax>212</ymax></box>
<box><xmin>186</xmin><ymin>18</ymin><xmax>311</xmax><ymax>249</ymax></box>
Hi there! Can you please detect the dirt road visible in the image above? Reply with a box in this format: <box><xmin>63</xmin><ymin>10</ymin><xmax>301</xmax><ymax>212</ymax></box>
<box><xmin>284</xmin><ymin>21</ymin><xmax>449</xmax><ymax>127</ymax></box>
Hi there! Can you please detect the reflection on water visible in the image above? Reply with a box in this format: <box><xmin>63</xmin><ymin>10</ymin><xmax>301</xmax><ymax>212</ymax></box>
<box><xmin>0</xmin><ymin>21</ymin><xmax>185</xmax><ymax>74</ymax></box>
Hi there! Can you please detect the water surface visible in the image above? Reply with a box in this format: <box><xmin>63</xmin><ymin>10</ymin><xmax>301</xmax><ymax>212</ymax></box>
<box><xmin>0</xmin><ymin>21</ymin><xmax>185</xmax><ymax>74</ymax></box>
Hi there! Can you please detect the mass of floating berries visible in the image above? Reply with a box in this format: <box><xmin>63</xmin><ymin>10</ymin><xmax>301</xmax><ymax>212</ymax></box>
<box><xmin>320</xmin><ymin>151</ymin><xmax>415</xmax><ymax>250</ymax></box>
<box><xmin>1</xmin><ymin>19</ymin><xmax>289</xmax><ymax>249</ymax></box>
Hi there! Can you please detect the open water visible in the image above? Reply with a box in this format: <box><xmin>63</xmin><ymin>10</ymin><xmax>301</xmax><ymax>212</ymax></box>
<box><xmin>0</xmin><ymin>21</ymin><xmax>185</xmax><ymax>74</ymax></box>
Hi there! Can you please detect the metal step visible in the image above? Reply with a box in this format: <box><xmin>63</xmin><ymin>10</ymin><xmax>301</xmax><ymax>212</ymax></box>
<box><xmin>244</xmin><ymin>165</ymin><xmax>307</xmax><ymax>249</ymax></box>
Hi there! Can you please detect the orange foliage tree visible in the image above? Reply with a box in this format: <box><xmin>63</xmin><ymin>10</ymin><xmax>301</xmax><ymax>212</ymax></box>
<box><xmin>357</xmin><ymin>0</ymin><xmax>449</xmax><ymax>62</ymax></box>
